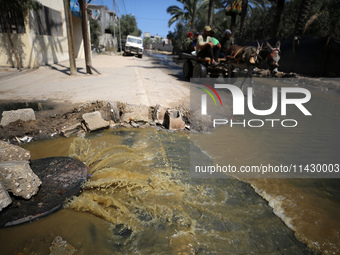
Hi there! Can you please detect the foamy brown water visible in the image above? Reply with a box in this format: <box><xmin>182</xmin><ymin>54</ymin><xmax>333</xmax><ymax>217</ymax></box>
<box><xmin>0</xmin><ymin>128</ymin><xmax>315</xmax><ymax>254</ymax></box>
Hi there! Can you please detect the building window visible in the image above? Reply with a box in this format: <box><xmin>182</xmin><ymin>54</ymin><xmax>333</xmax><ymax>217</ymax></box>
<box><xmin>0</xmin><ymin>11</ymin><xmax>26</xmax><ymax>34</ymax></box>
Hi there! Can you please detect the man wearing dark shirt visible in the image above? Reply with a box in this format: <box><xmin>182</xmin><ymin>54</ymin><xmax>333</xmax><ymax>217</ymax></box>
<box><xmin>220</xmin><ymin>29</ymin><xmax>234</xmax><ymax>57</ymax></box>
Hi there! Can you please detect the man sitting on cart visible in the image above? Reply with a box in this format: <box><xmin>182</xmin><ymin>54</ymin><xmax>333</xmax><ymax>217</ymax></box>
<box><xmin>181</xmin><ymin>32</ymin><xmax>195</xmax><ymax>54</ymax></box>
<box><xmin>220</xmin><ymin>29</ymin><xmax>234</xmax><ymax>58</ymax></box>
<box><xmin>197</xmin><ymin>26</ymin><xmax>220</xmax><ymax>66</ymax></box>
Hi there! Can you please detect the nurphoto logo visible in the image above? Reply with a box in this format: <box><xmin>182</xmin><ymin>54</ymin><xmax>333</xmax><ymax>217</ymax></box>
<box><xmin>199</xmin><ymin>84</ymin><xmax>312</xmax><ymax>128</ymax></box>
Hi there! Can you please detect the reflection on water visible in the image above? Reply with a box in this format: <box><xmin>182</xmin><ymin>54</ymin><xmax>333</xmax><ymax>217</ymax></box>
<box><xmin>191</xmin><ymin>80</ymin><xmax>340</xmax><ymax>254</ymax></box>
<box><xmin>0</xmin><ymin>128</ymin><xmax>315</xmax><ymax>254</ymax></box>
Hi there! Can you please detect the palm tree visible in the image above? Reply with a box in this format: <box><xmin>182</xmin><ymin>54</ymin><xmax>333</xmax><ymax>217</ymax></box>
<box><xmin>294</xmin><ymin>0</ymin><xmax>312</xmax><ymax>40</ymax></box>
<box><xmin>208</xmin><ymin>0</ymin><xmax>214</xmax><ymax>26</ymax></box>
<box><xmin>167</xmin><ymin>0</ymin><xmax>208</xmax><ymax>30</ymax></box>
<box><xmin>269</xmin><ymin>0</ymin><xmax>286</xmax><ymax>39</ymax></box>
<box><xmin>238</xmin><ymin>0</ymin><xmax>248</xmax><ymax>42</ymax></box>
<box><xmin>222</xmin><ymin>0</ymin><xmax>242</xmax><ymax>33</ymax></box>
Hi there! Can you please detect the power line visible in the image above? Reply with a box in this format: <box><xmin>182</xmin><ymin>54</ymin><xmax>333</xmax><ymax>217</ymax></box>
<box><xmin>121</xmin><ymin>0</ymin><xmax>127</xmax><ymax>15</ymax></box>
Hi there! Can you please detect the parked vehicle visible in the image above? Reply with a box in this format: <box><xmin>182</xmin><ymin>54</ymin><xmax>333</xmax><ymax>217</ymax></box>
<box><xmin>124</xmin><ymin>35</ymin><xmax>144</xmax><ymax>58</ymax></box>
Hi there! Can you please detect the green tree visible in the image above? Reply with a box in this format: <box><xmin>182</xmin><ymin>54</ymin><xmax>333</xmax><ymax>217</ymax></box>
<box><xmin>167</xmin><ymin>22</ymin><xmax>187</xmax><ymax>54</ymax></box>
<box><xmin>269</xmin><ymin>0</ymin><xmax>286</xmax><ymax>39</ymax></box>
<box><xmin>294</xmin><ymin>0</ymin><xmax>312</xmax><ymax>40</ymax></box>
<box><xmin>0</xmin><ymin>0</ymin><xmax>41</xmax><ymax>70</ymax></box>
<box><xmin>89</xmin><ymin>18</ymin><xmax>102</xmax><ymax>50</ymax></box>
<box><xmin>167</xmin><ymin>0</ymin><xmax>209</xmax><ymax>30</ymax></box>
<box><xmin>119</xmin><ymin>14</ymin><xmax>142</xmax><ymax>39</ymax></box>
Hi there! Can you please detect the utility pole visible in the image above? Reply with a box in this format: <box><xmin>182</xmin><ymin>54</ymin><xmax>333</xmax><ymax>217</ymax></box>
<box><xmin>79</xmin><ymin>0</ymin><xmax>92</xmax><ymax>74</ymax></box>
<box><xmin>63</xmin><ymin>0</ymin><xmax>77</xmax><ymax>75</ymax></box>
<box><xmin>117</xmin><ymin>0</ymin><xmax>122</xmax><ymax>53</ymax></box>
<box><xmin>113</xmin><ymin>0</ymin><xmax>116</xmax><ymax>52</ymax></box>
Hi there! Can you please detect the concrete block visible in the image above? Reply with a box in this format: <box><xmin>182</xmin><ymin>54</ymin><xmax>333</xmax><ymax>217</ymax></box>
<box><xmin>109</xmin><ymin>101</ymin><xmax>120</xmax><ymax>123</ymax></box>
<box><xmin>121</xmin><ymin>104</ymin><xmax>150</xmax><ymax>122</ymax></box>
<box><xmin>60</xmin><ymin>123</ymin><xmax>83</xmax><ymax>138</ymax></box>
<box><xmin>0</xmin><ymin>182</ymin><xmax>11</xmax><ymax>211</ymax></box>
<box><xmin>0</xmin><ymin>161</ymin><xmax>42</xmax><ymax>199</ymax></box>
<box><xmin>82</xmin><ymin>111</ymin><xmax>109</xmax><ymax>132</ymax></box>
<box><xmin>163</xmin><ymin>109</ymin><xmax>186</xmax><ymax>130</ymax></box>
<box><xmin>0</xmin><ymin>108</ymin><xmax>36</xmax><ymax>126</ymax></box>
<box><xmin>152</xmin><ymin>104</ymin><xmax>167</xmax><ymax>124</ymax></box>
<box><xmin>0</xmin><ymin>141</ymin><xmax>31</xmax><ymax>162</ymax></box>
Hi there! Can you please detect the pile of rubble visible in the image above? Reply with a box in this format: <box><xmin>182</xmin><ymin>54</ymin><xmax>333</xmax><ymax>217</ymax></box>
<box><xmin>60</xmin><ymin>102</ymin><xmax>190</xmax><ymax>137</ymax></box>
<box><xmin>0</xmin><ymin>141</ymin><xmax>41</xmax><ymax>211</ymax></box>
<box><xmin>0</xmin><ymin>101</ymin><xmax>190</xmax><ymax>143</ymax></box>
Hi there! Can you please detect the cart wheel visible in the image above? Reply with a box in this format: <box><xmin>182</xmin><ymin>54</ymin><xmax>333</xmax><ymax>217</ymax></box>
<box><xmin>193</xmin><ymin>63</ymin><xmax>207</xmax><ymax>78</ymax></box>
<box><xmin>183</xmin><ymin>60</ymin><xmax>193</xmax><ymax>79</ymax></box>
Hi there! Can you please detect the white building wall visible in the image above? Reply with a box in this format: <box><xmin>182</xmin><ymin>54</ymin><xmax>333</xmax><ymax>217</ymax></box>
<box><xmin>0</xmin><ymin>0</ymin><xmax>84</xmax><ymax>68</ymax></box>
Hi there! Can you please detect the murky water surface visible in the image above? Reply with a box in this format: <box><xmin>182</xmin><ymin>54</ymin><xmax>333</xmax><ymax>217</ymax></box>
<box><xmin>191</xmin><ymin>79</ymin><xmax>340</xmax><ymax>254</ymax></box>
<box><xmin>0</xmin><ymin>128</ymin><xmax>315</xmax><ymax>255</ymax></box>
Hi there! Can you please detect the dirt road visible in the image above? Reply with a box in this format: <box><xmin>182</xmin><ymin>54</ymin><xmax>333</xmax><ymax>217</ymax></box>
<box><xmin>0</xmin><ymin>53</ymin><xmax>190</xmax><ymax>109</ymax></box>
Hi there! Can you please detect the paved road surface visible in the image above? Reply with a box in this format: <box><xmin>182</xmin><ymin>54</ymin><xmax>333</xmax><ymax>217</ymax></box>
<box><xmin>0</xmin><ymin>53</ymin><xmax>190</xmax><ymax>109</ymax></box>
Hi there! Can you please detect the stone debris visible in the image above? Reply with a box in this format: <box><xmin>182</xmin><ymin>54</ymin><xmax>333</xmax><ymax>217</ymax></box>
<box><xmin>0</xmin><ymin>141</ymin><xmax>31</xmax><ymax>161</ymax></box>
<box><xmin>49</xmin><ymin>236</ymin><xmax>77</xmax><ymax>255</ymax></box>
<box><xmin>0</xmin><ymin>182</ymin><xmax>11</xmax><ymax>211</ymax></box>
<box><xmin>121</xmin><ymin>104</ymin><xmax>151</xmax><ymax>122</ymax></box>
<box><xmin>163</xmin><ymin>109</ymin><xmax>186</xmax><ymax>130</ymax></box>
<box><xmin>0</xmin><ymin>161</ymin><xmax>41</xmax><ymax>199</ymax></box>
<box><xmin>82</xmin><ymin>111</ymin><xmax>109</xmax><ymax>132</ymax></box>
<box><xmin>0</xmin><ymin>108</ymin><xmax>36</xmax><ymax>127</ymax></box>
<box><xmin>109</xmin><ymin>101</ymin><xmax>120</xmax><ymax>123</ymax></box>
<box><xmin>0</xmin><ymin>141</ymin><xmax>42</xmax><ymax>210</ymax></box>
<box><xmin>60</xmin><ymin>123</ymin><xmax>83</xmax><ymax>138</ymax></box>
<box><xmin>152</xmin><ymin>104</ymin><xmax>167</xmax><ymax>125</ymax></box>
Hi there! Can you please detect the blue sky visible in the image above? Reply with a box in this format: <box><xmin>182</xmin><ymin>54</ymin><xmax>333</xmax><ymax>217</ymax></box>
<box><xmin>92</xmin><ymin>0</ymin><xmax>182</xmax><ymax>38</ymax></box>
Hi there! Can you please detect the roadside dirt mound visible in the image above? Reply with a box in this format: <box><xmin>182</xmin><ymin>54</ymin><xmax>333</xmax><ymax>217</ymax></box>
<box><xmin>0</xmin><ymin>101</ymin><xmax>115</xmax><ymax>144</ymax></box>
<box><xmin>0</xmin><ymin>101</ymin><xmax>190</xmax><ymax>145</ymax></box>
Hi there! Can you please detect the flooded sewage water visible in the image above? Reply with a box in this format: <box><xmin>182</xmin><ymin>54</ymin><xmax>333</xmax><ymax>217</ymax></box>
<box><xmin>0</xmin><ymin>128</ymin><xmax>315</xmax><ymax>254</ymax></box>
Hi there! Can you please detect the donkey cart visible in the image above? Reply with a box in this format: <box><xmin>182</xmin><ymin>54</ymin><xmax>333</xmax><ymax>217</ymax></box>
<box><xmin>180</xmin><ymin>53</ymin><xmax>229</xmax><ymax>79</ymax></box>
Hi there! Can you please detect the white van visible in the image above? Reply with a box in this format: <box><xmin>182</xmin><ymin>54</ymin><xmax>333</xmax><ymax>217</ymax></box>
<box><xmin>124</xmin><ymin>35</ymin><xmax>144</xmax><ymax>58</ymax></box>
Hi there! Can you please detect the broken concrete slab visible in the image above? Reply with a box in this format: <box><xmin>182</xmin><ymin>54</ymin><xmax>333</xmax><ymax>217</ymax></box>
<box><xmin>121</xmin><ymin>104</ymin><xmax>151</xmax><ymax>122</ymax></box>
<box><xmin>0</xmin><ymin>161</ymin><xmax>42</xmax><ymax>199</ymax></box>
<box><xmin>0</xmin><ymin>108</ymin><xmax>36</xmax><ymax>127</ymax></box>
<box><xmin>163</xmin><ymin>109</ymin><xmax>186</xmax><ymax>130</ymax></box>
<box><xmin>152</xmin><ymin>104</ymin><xmax>167</xmax><ymax>125</ymax></box>
<box><xmin>82</xmin><ymin>111</ymin><xmax>109</xmax><ymax>132</ymax></box>
<box><xmin>0</xmin><ymin>182</ymin><xmax>11</xmax><ymax>211</ymax></box>
<box><xmin>60</xmin><ymin>123</ymin><xmax>83</xmax><ymax>138</ymax></box>
<box><xmin>0</xmin><ymin>141</ymin><xmax>31</xmax><ymax>162</ymax></box>
<box><xmin>109</xmin><ymin>101</ymin><xmax>120</xmax><ymax>123</ymax></box>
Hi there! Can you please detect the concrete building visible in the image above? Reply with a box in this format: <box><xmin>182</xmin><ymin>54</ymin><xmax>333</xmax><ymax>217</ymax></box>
<box><xmin>0</xmin><ymin>0</ymin><xmax>84</xmax><ymax>68</ymax></box>
<box><xmin>87</xmin><ymin>4</ymin><xmax>118</xmax><ymax>34</ymax></box>
<box><xmin>87</xmin><ymin>4</ymin><xmax>118</xmax><ymax>50</ymax></box>
<box><xmin>144</xmin><ymin>32</ymin><xmax>163</xmax><ymax>43</ymax></box>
